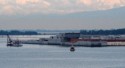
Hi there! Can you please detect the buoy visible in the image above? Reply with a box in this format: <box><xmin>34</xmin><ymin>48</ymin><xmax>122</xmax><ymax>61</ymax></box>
<box><xmin>70</xmin><ymin>46</ymin><xmax>75</xmax><ymax>52</ymax></box>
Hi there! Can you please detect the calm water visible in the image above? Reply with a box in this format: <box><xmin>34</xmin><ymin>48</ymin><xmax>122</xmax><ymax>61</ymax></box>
<box><xmin>0</xmin><ymin>35</ymin><xmax>125</xmax><ymax>68</ymax></box>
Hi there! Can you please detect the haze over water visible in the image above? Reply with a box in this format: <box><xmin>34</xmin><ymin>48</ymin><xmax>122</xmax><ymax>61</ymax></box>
<box><xmin>0</xmin><ymin>35</ymin><xmax>125</xmax><ymax>68</ymax></box>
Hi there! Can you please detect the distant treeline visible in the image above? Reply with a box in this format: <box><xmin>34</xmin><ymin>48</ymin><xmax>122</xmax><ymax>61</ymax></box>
<box><xmin>0</xmin><ymin>30</ymin><xmax>39</xmax><ymax>35</ymax></box>
<box><xmin>1</xmin><ymin>28</ymin><xmax>125</xmax><ymax>35</ymax></box>
<box><xmin>80</xmin><ymin>28</ymin><xmax>125</xmax><ymax>35</ymax></box>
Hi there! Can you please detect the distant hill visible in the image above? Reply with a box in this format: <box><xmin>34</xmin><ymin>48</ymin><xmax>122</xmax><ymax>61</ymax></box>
<box><xmin>64</xmin><ymin>6</ymin><xmax>125</xmax><ymax>18</ymax></box>
<box><xmin>1</xmin><ymin>7</ymin><xmax>125</xmax><ymax>30</ymax></box>
<box><xmin>3</xmin><ymin>6</ymin><xmax>125</xmax><ymax>18</ymax></box>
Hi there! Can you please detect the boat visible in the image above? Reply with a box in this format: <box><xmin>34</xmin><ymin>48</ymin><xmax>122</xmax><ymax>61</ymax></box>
<box><xmin>70</xmin><ymin>44</ymin><xmax>75</xmax><ymax>52</ymax></box>
<box><xmin>7</xmin><ymin>35</ymin><xmax>23</xmax><ymax>47</ymax></box>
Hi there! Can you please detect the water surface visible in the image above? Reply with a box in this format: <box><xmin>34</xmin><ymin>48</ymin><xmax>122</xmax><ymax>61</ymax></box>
<box><xmin>0</xmin><ymin>36</ymin><xmax>125</xmax><ymax>68</ymax></box>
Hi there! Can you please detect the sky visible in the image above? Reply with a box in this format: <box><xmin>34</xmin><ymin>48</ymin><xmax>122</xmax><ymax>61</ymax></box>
<box><xmin>0</xmin><ymin>0</ymin><xmax>125</xmax><ymax>30</ymax></box>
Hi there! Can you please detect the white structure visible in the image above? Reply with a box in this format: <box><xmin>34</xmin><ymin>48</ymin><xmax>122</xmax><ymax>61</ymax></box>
<box><xmin>21</xmin><ymin>33</ymin><xmax>125</xmax><ymax>47</ymax></box>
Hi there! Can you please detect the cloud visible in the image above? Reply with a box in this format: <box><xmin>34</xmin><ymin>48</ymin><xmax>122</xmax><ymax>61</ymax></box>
<box><xmin>0</xmin><ymin>0</ymin><xmax>6</xmax><ymax>5</ymax></box>
<box><xmin>98</xmin><ymin>0</ymin><xmax>125</xmax><ymax>6</ymax></box>
<box><xmin>77</xmin><ymin>0</ymin><xmax>92</xmax><ymax>6</ymax></box>
<box><xmin>0</xmin><ymin>0</ymin><xmax>125</xmax><ymax>15</ymax></box>
<box><xmin>16</xmin><ymin>0</ymin><xmax>40</xmax><ymax>5</ymax></box>
<box><xmin>1</xmin><ymin>5</ymin><xmax>15</xmax><ymax>15</ymax></box>
<box><xmin>97</xmin><ymin>0</ymin><xmax>125</xmax><ymax>10</ymax></box>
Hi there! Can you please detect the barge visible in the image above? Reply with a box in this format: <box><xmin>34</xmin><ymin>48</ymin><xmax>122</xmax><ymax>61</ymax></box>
<box><xmin>20</xmin><ymin>33</ymin><xmax>125</xmax><ymax>47</ymax></box>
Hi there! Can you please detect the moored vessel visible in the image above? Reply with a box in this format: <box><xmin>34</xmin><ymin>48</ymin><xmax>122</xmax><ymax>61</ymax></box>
<box><xmin>7</xmin><ymin>35</ymin><xmax>23</xmax><ymax>47</ymax></box>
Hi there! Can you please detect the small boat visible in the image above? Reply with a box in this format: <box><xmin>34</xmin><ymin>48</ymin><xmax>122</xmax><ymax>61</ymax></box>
<box><xmin>7</xmin><ymin>35</ymin><xmax>23</xmax><ymax>47</ymax></box>
<box><xmin>70</xmin><ymin>45</ymin><xmax>75</xmax><ymax>52</ymax></box>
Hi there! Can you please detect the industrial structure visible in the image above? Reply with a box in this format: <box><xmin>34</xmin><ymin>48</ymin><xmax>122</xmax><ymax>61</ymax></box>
<box><xmin>21</xmin><ymin>33</ymin><xmax>125</xmax><ymax>47</ymax></box>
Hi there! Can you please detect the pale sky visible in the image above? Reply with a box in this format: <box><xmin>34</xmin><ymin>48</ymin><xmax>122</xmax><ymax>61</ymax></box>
<box><xmin>0</xmin><ymin>0</ymin><xmax>125</xmax><ymax>30</ymax></box>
